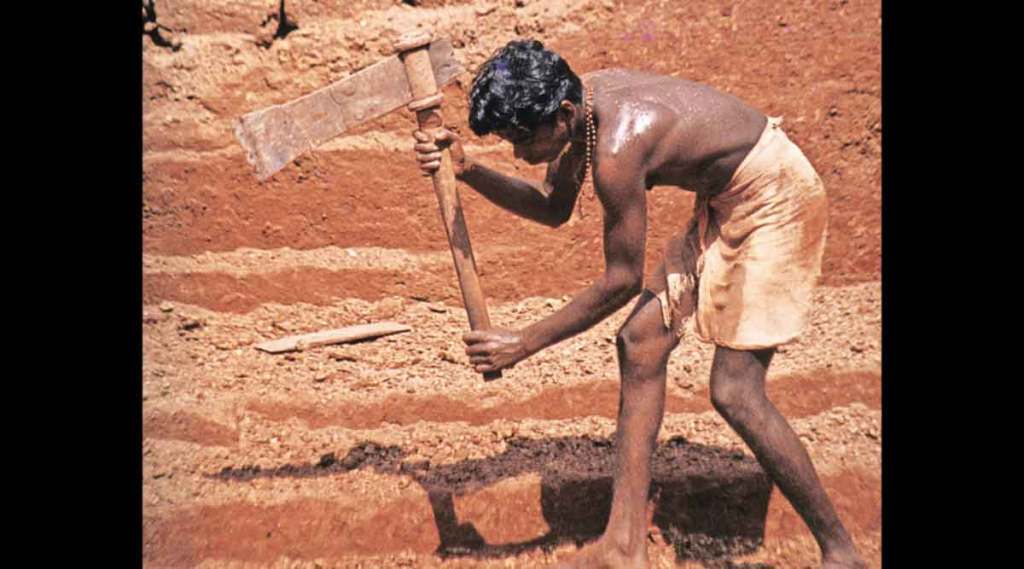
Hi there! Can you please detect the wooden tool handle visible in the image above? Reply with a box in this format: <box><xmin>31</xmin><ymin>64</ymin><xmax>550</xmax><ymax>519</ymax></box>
<box><xmin>396</xmin><ymin>32</ymin><xmax>501</xmax><ymax>382</ymax></box>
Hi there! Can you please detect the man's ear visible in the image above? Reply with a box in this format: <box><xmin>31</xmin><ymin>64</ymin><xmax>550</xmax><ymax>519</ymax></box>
<box><xmin>558</xmin><ymin>100</ymin><xmax>577</xmax><ymax>129</ymax></box>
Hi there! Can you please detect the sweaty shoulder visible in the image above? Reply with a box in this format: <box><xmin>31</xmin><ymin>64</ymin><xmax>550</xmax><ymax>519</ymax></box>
<box><xmin>585</xmin><ymin>70</ymin><xmax>680</xmax><ymax>168</ymax></box>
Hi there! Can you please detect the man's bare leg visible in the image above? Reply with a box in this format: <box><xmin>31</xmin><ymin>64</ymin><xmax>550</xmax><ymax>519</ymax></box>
<box><xmin>555</xmin><ymin>291</ymin><xmax>678</xmax><ymax>569</ymax></box>
<box><xmin>709</xmin><ymin>346</ymin><xmax>867</xmax><ymax>569</ymax></box>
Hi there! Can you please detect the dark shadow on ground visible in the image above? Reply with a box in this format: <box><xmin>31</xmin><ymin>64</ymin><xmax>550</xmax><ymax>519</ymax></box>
<box><xmin>210</xmin><ymin>435</ymin><xmax>774</xmax><ymax>566</ymax></box>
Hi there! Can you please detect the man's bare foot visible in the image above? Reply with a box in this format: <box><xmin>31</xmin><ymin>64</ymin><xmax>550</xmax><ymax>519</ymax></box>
<box><xmin>552</xmin><ymin>535</ymin><xmax>647</xmax><ymax>569</ymax></box>
<box><xmin>822</xmin><ymin>547</ymin><xmax>869</xmax><ymax>569</ymax></box>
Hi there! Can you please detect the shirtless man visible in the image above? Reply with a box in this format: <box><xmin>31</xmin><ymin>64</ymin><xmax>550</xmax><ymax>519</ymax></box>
<box><xmin>412</xmin><ymin>40</ymin><xmax>867</xmax><ymax>569</ymax></box>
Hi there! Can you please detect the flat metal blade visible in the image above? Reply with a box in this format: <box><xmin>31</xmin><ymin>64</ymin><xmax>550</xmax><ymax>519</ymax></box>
<box><xmin>234</xmin><ymin>38</ymin><xmax>464</xmax><ymax>181</ymax></box>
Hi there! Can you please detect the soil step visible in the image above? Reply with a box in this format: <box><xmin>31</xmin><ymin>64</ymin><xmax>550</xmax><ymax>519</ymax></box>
<box><xmin>145</xmin><ymin>435</ymin><xmax>879</xmax><ymax>567</ymax></box>
<box><xmin>142</xmin><ymin>283</ymin><xmax>881</xmax><ymax>417</ymax></box>
<box><xmin>144</xmin><ymin>385</ymin><xmax>880</xmax><ymax>566</ymax></box>
<box><xmin>239</xmin><ymin>368</ymin><xmax>879</xmax><ymax>431</ymax></box>
<box><xmin>143</xmin><ymin>246</ymin><xmax>453</xmax><ymax>276</ymax></box>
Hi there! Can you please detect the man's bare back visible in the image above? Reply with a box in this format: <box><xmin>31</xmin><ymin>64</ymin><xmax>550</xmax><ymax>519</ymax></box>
<box><xmin>577</xmin><ymin>68</ymin><xmax>767</xmax><ymax>197</ymax></box>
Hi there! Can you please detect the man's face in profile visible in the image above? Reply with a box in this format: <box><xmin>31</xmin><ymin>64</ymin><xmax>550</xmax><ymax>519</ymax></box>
<box><xmin>497</xmin><ymin>113</ymin><xmax>570</xmax><ymax>165</ymax></box>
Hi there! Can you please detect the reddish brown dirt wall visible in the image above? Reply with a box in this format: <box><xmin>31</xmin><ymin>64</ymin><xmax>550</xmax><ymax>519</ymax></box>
<box><xmin>143</xmin><ymin>0</ymin><xmax>880</xmax><ymax>290</ymax></box>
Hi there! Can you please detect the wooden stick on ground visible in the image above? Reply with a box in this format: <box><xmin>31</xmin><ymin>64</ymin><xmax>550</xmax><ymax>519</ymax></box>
<box><xmin>254</xmin><ymin>322</ymin><xmax>412</xmax><ymax>354</ymax></box>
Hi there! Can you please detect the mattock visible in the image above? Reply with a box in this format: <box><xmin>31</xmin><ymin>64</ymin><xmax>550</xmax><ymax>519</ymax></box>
<box><xmin>234</xmin><ymin>29</ymin><xmax>501</xmax><ymax>381</ymax></box>
<box><xmin>395</xmin><ymin>31</ymin><xmax>501</xmax><ymax>381</ymax></box>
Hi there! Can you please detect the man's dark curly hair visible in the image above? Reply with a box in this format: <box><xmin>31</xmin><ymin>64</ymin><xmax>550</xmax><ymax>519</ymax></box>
<box><xmin>468</xmin><ymin>40</ymin><xmax>583</xmax><ymax>136</ymax></box>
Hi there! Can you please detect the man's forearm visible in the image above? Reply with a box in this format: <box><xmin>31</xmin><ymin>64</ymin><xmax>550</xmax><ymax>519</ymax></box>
<box><xmin>458</xmin><ymin>157</ymin><xmax>560</xmax><ymax>226</ymax></box>
<box><xmin>521</xmin><ymin>276</ymin><xmax>642</xmax><ymax>356</ymax></box>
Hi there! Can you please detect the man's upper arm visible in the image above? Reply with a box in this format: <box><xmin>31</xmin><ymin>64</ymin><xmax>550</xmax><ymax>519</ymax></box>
<box><xmin>594</xmin><ymin>159</ymin><xmax>647</xmax><ymax>294</ymax></box>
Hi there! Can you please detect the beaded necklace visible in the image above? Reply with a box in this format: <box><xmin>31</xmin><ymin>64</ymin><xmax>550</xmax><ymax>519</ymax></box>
<box><xmin>574</xmin><ymin>84</ymin><xmax>597</xmax><ymax>219</ymax></box>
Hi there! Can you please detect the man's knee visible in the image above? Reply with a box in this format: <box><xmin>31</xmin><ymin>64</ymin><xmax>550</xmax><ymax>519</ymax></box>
<box><xmin>709</xmin><ymin>376</ymin><xmax>754</xmax><ymax>417</ymax></box>
<box><xmin>709</xmin><ymin>347</ymin><xmax>773</xmax><ymax>417</ymax></box>
<box><xmin>615</xmin><ymin>319</ymin><xmax>649</xmax><ymax>362</ymax></box>
<box><xmin>616</xmin><ymin>299</ymin><xmax>677</xmax><ymax>376</ymax></box>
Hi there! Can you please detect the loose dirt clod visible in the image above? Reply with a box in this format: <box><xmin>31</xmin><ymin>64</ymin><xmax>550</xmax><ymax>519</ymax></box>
<box><xmin>178</xmin><ymin>318</ymin><xmax>203</xmax><ymax>331</ymax></box>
